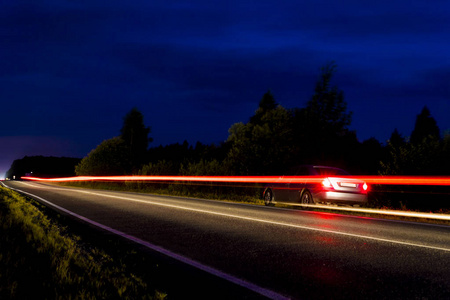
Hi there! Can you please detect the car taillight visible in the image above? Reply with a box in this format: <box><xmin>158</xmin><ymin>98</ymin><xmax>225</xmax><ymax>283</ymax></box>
<box><xmin>322</xmin><ymin>178</ymin><xmax>332</xmax><ymax>188</ymax></box>
<box><xmin>362</xmin><ymin>182</ymin><xmax>368</xmax><ymax>191</ymax></box>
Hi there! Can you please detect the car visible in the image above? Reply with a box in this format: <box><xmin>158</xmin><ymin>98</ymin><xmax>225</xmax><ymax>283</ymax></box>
<box><xmin>263</xmin><ymin>165</ymin><xmax>368</xmax><ymax>206</ymax></box>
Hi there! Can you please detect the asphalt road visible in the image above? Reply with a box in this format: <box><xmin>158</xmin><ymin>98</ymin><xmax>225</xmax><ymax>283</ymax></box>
<box><xmin>4</xmin><ymin>180</ymin><xmax>450</xmax><ymax>299</ymax></box>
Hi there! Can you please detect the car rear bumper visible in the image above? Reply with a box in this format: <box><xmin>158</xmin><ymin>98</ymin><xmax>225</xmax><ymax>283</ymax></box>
<box><xmin>315</xmin><ymin>191</ymin><xmax>368</xmax><ymax>204</ymax></box>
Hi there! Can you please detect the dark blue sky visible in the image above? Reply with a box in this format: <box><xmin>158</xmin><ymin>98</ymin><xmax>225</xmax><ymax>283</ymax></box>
<box><xmin>1</xmin><ymin>0</ymin><xmax>449</xmax><ymax>178</ymax></box>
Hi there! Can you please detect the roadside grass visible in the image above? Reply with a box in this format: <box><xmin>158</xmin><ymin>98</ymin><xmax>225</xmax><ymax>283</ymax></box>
<box><xmin>0</xmin><ymin>186</ymin><xmax>166</xmax><ymax>299</ymax></box>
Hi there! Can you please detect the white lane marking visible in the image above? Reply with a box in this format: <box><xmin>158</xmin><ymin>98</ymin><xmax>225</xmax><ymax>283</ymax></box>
<box><xmin>3</xmin><ymin>183</ymin><xmax>289</xmax><ymax>300</ymax></box>
<box><xmin>8</xmin><ymin>181</ymin><xmax>450</xmax><ymax>252</ymax></box>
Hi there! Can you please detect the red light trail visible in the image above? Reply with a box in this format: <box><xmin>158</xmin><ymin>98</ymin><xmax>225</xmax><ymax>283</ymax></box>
<box><xmin>355</xmin><ymin>176</ymin><xmax>450</xmax><ymax>186</ymax></box>
<box><xmin>19</xmin><ymin>175</ymin><xmax>450</xmax><ymax>186</ymax></box>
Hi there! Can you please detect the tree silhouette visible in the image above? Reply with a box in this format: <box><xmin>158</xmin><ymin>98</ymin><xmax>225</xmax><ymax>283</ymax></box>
<box><xmin>6</xmin><ymin>156</ymin><xmax>80</xmax><ymax>179</ymax></box>
<box><xmin>75</xmin><ymin>137</ymin><xmax>132</xmax><ymax>175</ymax></box>
<box><xmin>120</xmin><ymin>108</ymin><xmax>152</xmax><ymax>170</ymax></box>
<box><xmin>388</xmin><ymin>128</ymin><xmax>405</xmax><ymax>148</ymax></box>
<box><xmin>292</xmin><ymin>62</ymin><xmax>355</xmax><ymax>167</ymax></box>
<box><xmin>227</xmin><ymin>92</ymin><xmax>293</xmax><ymax>175</ymax></box>
<box><xmin>380</xmin><ymin>108</ymin><xmax>443</xmax><ymax>175</ymax></box>
<box><xmin>249</xmin><ymin>90</ymin><xmax>278</xmax><ymax>125</ymax></box>
<box><xmin>304</xmin><ymin>62</ymin><xmax>352</xmax><ymax>134</ymax></box>
<box><xmin>410</xmin><ymin>106</ymin><xmax>440</xmax><ymax>144</ymax></box>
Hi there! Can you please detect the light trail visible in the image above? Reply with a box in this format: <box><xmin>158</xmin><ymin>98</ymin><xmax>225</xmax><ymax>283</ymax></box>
<box><xmin>19</xmin><ymin>175</ymin><xmax>450</xmax><ymax>186</ymax></box>
<box><xmin>354</xmin><ymin>176</ymin><xmax>450</xmax><ymax>186</ymax></box>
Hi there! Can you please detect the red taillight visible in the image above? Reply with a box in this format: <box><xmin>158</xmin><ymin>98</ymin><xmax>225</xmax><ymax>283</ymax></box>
<box><xmin>362</xmin><ymin>182</ymin><xmax>368</xmax><ymax>191</ymax></box>
<box><xmin>322</xmin><ymin>178</ymin><xmax>332</xmax><ymax>188</ymax></box>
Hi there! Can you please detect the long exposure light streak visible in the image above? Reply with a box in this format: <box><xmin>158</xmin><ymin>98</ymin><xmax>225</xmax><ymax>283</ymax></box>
<box><xmin>20</xmin><ymin>175</ymin><xmax>450</xmax><ymax>186</ymax></box>
<box><xmin>13</xmin><ymin>176</ymin><xmax>450</xmax><ymax>223</ymax></box>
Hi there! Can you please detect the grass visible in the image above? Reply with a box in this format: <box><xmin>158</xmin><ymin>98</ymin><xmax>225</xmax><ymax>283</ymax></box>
<box><xmin>0</xmin><ymin>186</ymin><xmax>166</xmax><ymax>299</ymax></box>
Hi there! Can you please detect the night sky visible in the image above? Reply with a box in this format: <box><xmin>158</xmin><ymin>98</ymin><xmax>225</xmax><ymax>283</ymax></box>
<box><xmin>1</xmin><ymin>1</ymin><xmax>449</xmax><ymax>178</ymax></box>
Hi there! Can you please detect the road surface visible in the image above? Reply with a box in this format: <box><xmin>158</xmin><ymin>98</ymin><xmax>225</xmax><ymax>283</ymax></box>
<box><xmin>3</xmin><ymin>180</ymin><xmax>450</xmax><ymax>299</ymax></box>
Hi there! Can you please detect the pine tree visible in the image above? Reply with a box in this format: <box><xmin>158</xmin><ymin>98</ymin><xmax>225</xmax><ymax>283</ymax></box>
<box><xmin>250</xmin><ymin>90</ymin><xmax>278</xmax><ymax>125</ymax></box>
<box><xmin>120</xmin><ymin>108</ymin><xmax>152</xmax><ymax>170</ymax></box>
<box><xmin>304</xmin><ymin>62</ymin><xmax>352</xmax><ymax>135</ymax></box>
<box><xmin>410</xmin><ymin>106</ymin><xmax>440</xmax><ymax>144</ymax></box>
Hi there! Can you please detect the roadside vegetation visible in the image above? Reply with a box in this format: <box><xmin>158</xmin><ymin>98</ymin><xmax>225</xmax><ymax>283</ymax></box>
<box><xmin>59</xmin><ymin>180</ymin><xmax>264</xmax><ymax>206</ymax></box>
<box><xmin>0</xmin><ymin>186</ymin><xmax>165</xmax><ymax>299</ymax></box>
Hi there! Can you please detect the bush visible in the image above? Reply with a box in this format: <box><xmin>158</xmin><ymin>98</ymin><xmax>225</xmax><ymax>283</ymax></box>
<box><xmin>75</xmin><ymin>137</ymin><xmax>133</xmax><ymax>176</ymax></box>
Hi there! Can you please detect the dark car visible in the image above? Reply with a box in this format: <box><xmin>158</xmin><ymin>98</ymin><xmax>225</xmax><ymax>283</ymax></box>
<box><xmin>263</xmin><ymin>165</ymin><xmax>368</xmax><ymax>206</ymax></box>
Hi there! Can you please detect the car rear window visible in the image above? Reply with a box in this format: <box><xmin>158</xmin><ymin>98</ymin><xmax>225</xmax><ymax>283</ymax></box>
<box><xmin>314</xmin><ymin>167</ymin><xmax>350</xmax><ymax>176</ymax></box>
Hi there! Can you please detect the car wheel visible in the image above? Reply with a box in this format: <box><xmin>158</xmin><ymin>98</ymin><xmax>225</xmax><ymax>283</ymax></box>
<box><xmin>300</xmin><ymin>190</ymin><xmax>313</xmax><ymax>205</ymax></box>
<box><xmin>264</xmin><ymin>189</ymin><xmax>273</xmax><ymax>206</ymax></box>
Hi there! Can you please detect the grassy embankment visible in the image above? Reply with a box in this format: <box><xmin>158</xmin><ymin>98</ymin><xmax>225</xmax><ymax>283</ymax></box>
<box><xmin>0</xmin><ymin>186</ymin><xmax>166</xmax><ymax>299</ymax></box>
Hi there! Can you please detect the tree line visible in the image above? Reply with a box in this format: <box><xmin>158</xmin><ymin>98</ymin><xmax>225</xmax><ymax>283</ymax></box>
<box><xmin>6</xmin><ymin>156</ymin><xmax>81</xmax><ymax>179</ymax></box>
<box><xmin>76</xmin><ymin>63</ymin><xmax>450</xmax><ymax>178</ymax></box>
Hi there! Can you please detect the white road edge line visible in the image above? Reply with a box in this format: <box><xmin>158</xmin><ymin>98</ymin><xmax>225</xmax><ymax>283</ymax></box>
<box><xmin>296</xmin><ymin>203</ymin><xmax>450</xmax><ymax>221</ymax></box>
<box><xmin>3</xmin><ymin>183</ymin><xmax>289</xmax><ymax>300</ymax></box>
